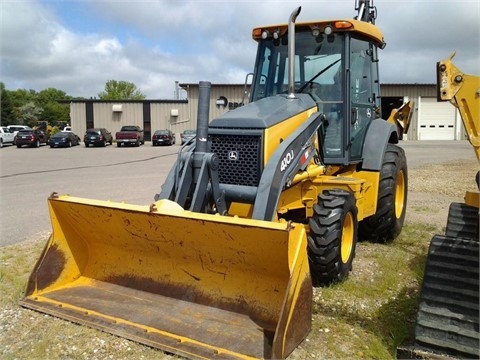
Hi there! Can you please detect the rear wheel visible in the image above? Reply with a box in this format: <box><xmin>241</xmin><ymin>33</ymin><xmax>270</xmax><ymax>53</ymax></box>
<box><xmin>359</xmin><ymin>144</ymin><xmax>407</xmax><ymax>242</ymax></box>
<box><xmin>35</xmin><ymin>139</ymin><xmax>40</xmax><ymax>148</ymax></box>
<box><xmin>308</xmin><ymin>189</ymin><xmax>358</xmax><ymax>286</ymax></box>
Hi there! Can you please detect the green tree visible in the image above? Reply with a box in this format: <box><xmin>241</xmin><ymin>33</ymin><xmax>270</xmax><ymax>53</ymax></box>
<box><xmin>41</xmin><ymin>102</ymin><xmax>70</xmax><ymax>126</ymax></box>
<box><xmin>36</xmin><ymin>88</ymin><xmax>69</xmax><ymax>107</ymax></box>
<box><xmin>1</xmin><ymin>83</ymin><xmax>16</xmax><ymax>125</ymax></box>
<box><xmin>17</xmin><ymin>101</ymin><xmax>43</xmax><ymax>127</ymax></box>
<box><xmin>36</xmin><ymin>88</ymin><xmax>71</xmax><ymax>125</ymax></box>
<box><xmin>9</xmin><ymin>88</ymin><xmax>37</xmax><ymax>108</ymax></box>
<box><xmin>98</xmin><ymin>80</ymin><xmax>146</xmax><ymax>100</ymax></box>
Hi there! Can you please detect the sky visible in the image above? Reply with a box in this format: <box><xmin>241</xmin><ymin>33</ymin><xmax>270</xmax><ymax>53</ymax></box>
<box><xmin>1</xmin><ymin>0</ymin><xmax>479</xmax><ymax>99</ymax></box>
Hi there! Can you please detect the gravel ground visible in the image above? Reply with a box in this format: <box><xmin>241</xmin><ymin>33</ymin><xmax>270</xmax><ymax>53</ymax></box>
<box><xmin>1</xmin><ymin>158</ymin><xmax>477</xmax><ymax>359</ymax></box>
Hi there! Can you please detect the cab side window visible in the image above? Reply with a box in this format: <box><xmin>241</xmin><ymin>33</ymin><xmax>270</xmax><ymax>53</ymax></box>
<box><xmin>349</xmin><ymin>38</ymin><xmax>374</xmax><ymax>160</ymax></box>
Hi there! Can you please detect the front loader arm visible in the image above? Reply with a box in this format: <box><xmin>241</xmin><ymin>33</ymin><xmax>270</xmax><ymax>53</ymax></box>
<box><xmin>437</xmin><ymin>52</ymin><xmax>480</xmax><ymax>161</ymax></box>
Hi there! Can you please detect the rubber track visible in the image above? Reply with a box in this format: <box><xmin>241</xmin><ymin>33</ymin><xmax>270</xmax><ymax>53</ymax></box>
<box><xmin>445</xmin><ymin>202</ymin><xmax>479</xmax><ymax>240</ymax></box>
<box><xmin>414</xmin><ymin>235</ymin><xmax>479</xmax><ymax>358</ymax></box>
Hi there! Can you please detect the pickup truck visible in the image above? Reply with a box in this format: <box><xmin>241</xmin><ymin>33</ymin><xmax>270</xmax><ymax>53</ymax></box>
<box><xmin>0</xmin><ymin>126</ymin><xmax>15</xmax><ymax>148</ymax></box>
<box><xmin>115</xmin><ymin>125</ymin><xmax>144</xmax><ymax>147</ymax></box>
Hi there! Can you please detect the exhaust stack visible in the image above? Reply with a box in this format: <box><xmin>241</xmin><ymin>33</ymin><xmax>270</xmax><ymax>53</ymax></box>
<box><xmin>287</xmin><ymin>6</ymin><xmax>301</xmax><ymax>99</ymax></box>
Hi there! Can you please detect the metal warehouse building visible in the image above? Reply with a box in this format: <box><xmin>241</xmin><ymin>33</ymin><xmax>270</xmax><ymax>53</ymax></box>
<box><xmin>67</xmin><ymin>83</ymin><xmax>464</xmax><ymax>142</ymax></box>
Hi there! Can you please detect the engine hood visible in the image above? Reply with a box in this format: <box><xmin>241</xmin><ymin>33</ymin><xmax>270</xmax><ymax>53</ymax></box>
<box><xmin>209</xmin><ymin>94</ymin><xmax>317</xmax><ymax>129</ymax></box>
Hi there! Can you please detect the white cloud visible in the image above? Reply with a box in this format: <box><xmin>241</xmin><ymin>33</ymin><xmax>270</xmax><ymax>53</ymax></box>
<box><xmin>1</xmin><ymin>0</ymin><xmax>478</xmax><ymax>98</ymax></box>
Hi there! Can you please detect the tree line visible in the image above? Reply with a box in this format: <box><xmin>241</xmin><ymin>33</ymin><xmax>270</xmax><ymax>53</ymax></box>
<box><xmin>1</xmin><ymin>80</ymin><xmax>146</xmax><ymax>128</ymax></box>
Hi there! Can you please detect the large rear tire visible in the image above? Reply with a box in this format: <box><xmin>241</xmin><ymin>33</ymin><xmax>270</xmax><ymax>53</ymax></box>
<box><xmin>359</xmin><ymin>143</ymin><xmax>407</xmax><ymax>242</ymax></box>
<box><xmin>308</xmin><ymin>189</ymin><xmax>358</xmax><ymax>286</ymax></box>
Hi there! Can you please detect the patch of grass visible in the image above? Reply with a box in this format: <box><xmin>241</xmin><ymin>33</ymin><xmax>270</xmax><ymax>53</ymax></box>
<box><xmin>411</xmin><ymin>205</ymin><xmax>436</xmax><ymax>213</ymax></box>
<box><xmin>0</xmin><ymin>238</ymin><xmax>45</xmax><ymax>306</ymax></box>
<box><xmin>307</xmin><ymin>220</ymin><xmax>438</xmax><ymax>360</ymax></box>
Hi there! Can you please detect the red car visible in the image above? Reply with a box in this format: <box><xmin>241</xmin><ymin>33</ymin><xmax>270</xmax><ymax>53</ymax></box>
<box><xmin>15</xmin><ymin>129</ymin><xmax>49</xmax><ymax>148</ymax></box>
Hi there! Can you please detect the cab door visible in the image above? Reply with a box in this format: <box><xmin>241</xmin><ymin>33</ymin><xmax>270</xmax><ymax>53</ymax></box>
<box><xmin>349</xmin><ymin>37</ymin><xmax>377</xmax><ymax>160</ymax></box>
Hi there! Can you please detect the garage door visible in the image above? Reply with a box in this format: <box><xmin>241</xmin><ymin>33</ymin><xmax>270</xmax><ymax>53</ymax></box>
<box><xmin>418</xmin><ymin>97</ymin><xmax>456</xmax><ymax>140</ymax></box>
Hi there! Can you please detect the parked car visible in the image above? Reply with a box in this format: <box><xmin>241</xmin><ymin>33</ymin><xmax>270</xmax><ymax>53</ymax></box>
<box><xmin>15</xmin><ymin>129</ymin><xmax>49</xmax><ymax>148</ymax></box>
<box><xmin>7</xmin><ymin>125</ymin><xmax>32</xmax><ymax>144</ymax></box>
<box><xmin>180</xmin><ymin>129</ymin><xmax>196</xmax><ymax>145</ymax></box>
<box><xmin>115</xmin><ymin>125</ymin><xmax>144</xmax><ymax>147</ymax></box>
<box><xmin>7</xmin><ymin>125</ymin><xmax>32</xmax><ymax>134</ymax></box>
<box><xmin>84</xmin><ymin>128</ymin><xmax>113</xmax><ymax>147</ymax></box>
<box><xmin>152</xmin><ymin>130</ymin><xmax>175</xmax><ymax>146</ymax></box>
<box><xmin>48</xmin><ymin>131</ymin><xmax>80</xmax><ymax>148</ymax></box>
<box><xmin>62</xmin><ymin>126</ymin><xmax>72</xmax><ymax>132</ymax></box>
<box><xmin>0</xmin><ymin>126</ymin><xmax>15</xmax><ymax>148</ymax></box>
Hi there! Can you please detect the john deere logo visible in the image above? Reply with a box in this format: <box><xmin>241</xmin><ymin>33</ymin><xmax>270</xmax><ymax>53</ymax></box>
<box><xmin>228</xmin><ymin>151</ymin><xmax>239</xmax><ymax>161</ymax></box>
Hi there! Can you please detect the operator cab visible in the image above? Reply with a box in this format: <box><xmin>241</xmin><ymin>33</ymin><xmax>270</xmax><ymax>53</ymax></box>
<box><xmin>250</xmin><ymin>20</ymin><xmax>384</xmax><ymax>165</ymax></box>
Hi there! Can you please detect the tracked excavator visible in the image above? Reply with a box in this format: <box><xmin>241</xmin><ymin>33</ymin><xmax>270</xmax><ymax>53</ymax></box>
<box><xmin>21</xmin><ymin>1</ymin><xmax>412</xmax><ymax>358</ymax></box>
<box><xmin>399</xmin><ymin>53</ymin><xmax>479</xmax><ymax>359</ymax></box>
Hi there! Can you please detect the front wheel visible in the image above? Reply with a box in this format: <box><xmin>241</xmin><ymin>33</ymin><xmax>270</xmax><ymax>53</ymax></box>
<box><xmin>308</xmin><ymin>189</ymin><xmax>358</xmax><ymax>286</ymax></box>
<box><xmin>359</xmin><ymin>144</ymin><xmax>408</xmax><ymax>242</ymax></box>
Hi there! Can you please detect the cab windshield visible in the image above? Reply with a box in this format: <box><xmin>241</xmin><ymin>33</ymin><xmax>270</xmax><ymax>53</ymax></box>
<box><xmin>250</xmin><ymin>31</ymin><xmax>344</xmax><ymax>102</ymax></box>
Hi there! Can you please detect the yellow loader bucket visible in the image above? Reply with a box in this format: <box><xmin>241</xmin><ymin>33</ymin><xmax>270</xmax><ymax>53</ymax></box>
<box><xmin>21</xmin><ymin>194</ymin><xmax>312</xmax><ymax>359</ymax></box>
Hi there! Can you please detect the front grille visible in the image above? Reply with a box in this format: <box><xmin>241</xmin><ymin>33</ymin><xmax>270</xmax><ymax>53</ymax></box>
<box><xmin>210</xmin><ymin>134</ymin><xmax>262</xmax><ymax>187</ymax></box>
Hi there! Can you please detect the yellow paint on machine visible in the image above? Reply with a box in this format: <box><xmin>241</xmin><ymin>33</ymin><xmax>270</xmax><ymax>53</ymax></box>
<box><xmin>21</xmin><ymin>195</ymin><xmax>312</xmax><ymax>359</ymax></box>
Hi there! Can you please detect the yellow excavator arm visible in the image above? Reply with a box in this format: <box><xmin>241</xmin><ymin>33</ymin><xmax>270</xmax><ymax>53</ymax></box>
<box><xmin>437</xmin><ymin>52</ymin><xmax>480</xmax><ymax>161</ymax></box>
<box><xmin>387</xmin><ymin>99</ymin><xmax>414</xmax><ymax>139</ymax></box>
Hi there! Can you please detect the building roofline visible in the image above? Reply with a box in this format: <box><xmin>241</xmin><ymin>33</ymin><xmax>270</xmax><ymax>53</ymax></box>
<box><xmin>58</xmin><ymin>99</ymin><xmax>188</xmax><ymax>104</ymax></box>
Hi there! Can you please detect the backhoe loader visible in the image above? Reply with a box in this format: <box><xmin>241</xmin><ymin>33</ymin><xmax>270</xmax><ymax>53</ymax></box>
<box><xmin>399</xmin><ymin>53</ymin><xmax>479</xmax><ymax>359</ymax></box>
<box><xmin>21</xmin><ymin>1</ymin><xmax>411</xmax><ymax>358</ymax></box>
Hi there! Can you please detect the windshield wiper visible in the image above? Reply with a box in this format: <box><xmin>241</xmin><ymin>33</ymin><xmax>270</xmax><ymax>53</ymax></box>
<box><xmin>297</xmin><ymin>58</ymin><xmax>341</xmax><ymax>93</ymax></box>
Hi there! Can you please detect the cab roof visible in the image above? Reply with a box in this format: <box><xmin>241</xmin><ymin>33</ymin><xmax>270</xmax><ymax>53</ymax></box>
<box><xmin>252</xmin><ymin>19</ymin><xmax>385</xmax><ymax>48</ymax></box>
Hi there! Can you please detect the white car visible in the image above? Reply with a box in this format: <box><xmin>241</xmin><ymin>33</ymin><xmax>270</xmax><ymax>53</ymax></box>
<box><xmin>0</xmin><ymin>126</ymin><xmax>16</xmax><ymax>148</ymax></box>
<box><xmin>7</xmin><ymin>125</ymin><xmax>32</xmax><ymax>143</ymax></box>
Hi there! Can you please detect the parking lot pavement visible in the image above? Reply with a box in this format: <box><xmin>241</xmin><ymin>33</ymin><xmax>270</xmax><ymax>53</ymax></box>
<box><xmin>0</xmin><ymin>143</ymin><xmax>179</xmax><ymax>247</ymax></box>
<box><xmin>0</xmin><ymin>140</ymin><xmax>476</xmax><ymax>247</ymax></box>
<box><xmin>399</xmin><ymin>140</ymin><xmax>476</xmax><ymax>168</ymax></box>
